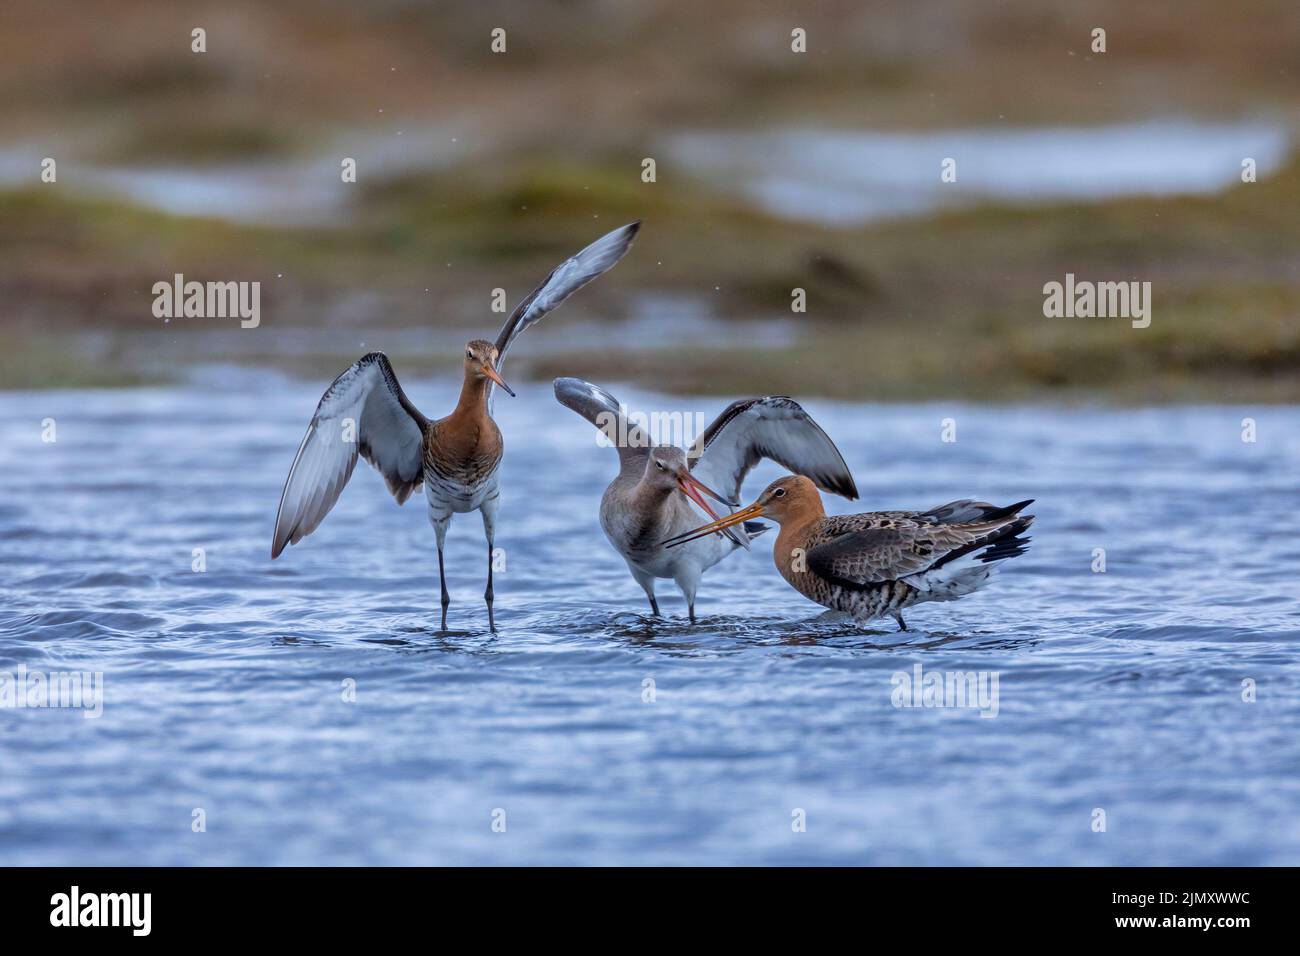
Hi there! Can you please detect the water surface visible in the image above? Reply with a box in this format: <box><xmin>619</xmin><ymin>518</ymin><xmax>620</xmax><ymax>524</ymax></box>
<box><xmin>1</xmin><ymin>372</ymin><xmax>1297</xmax><ymax>864</ymax></box>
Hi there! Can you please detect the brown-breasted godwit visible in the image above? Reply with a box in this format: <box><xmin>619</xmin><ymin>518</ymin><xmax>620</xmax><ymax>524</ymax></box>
<box><xmin>554</xmin><ymin>379</ymin><xmax>858</xmax><ymax>622</ymax></box>
<box><xmin>664</xmin><ymin>475</ymin><xmax>1034</xmax><ymax>629</ymax></box>
<box><xmin>272</xmin><ymin>222</ymin><xmax>640</xmax><ymax>631</ymax></box>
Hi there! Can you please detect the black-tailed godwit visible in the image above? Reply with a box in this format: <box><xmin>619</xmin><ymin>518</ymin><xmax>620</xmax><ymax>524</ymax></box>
<box><xmin>554</xmin><ymin>379</ymin><xmax>857</xmax><ymax>621</ymax></box>
<box><xmin>664</xmin><ymin>475</ymin><xmax>1034</xmax><ymax>629</ymax></box>
<box><xmin>272</xmin><ymin>222</ymin><xmax>641</xmax><ymax>631</ymax></box>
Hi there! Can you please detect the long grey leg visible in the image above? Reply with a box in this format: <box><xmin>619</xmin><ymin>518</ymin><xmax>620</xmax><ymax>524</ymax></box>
<box><xmin>629</xmin><ymin>564</ymin><xmax>659</xmax><ymax>617</ymax></box>
<box><xmin>432</xmin><ymin>514</ymin><xmax>451</xmax><ymax>631</ymax></box>
<box><xmin>484</xmin><ymin>542</ymin><xmax>496</xmax><ymax>631</ymax></box>
<box><xmin>892</xmin><ymin>611</ymin><xmax>908</xmax><ymax>632</ymax></box>
<box><xmin>675</xmin><ymin>571</ymin><xmax>699</xmax><ymax>625</ymax></box>
<box><xmin>481</xmin><ymin>494</ymin><xmax>499</xmax><ymax>633</ymax></box>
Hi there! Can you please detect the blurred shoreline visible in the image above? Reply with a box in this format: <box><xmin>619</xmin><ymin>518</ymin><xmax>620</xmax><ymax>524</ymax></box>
<box><xmin>1</xmin><ymin>0</ymin><xmax>1297</xmax><ymax>401</ymax></box>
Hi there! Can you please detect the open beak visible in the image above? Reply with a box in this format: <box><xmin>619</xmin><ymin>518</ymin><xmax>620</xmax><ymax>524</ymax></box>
<box><xmin>483</xmin><ymin>364</ymin><xmax>515</xmax><ymax>398</ymax></box>
<box><xmin>674</xmin><ymin>470</ymin><xmax>748</xmax><ymax>548</ymax></box>
<box><xmin>663</xmin><ymin>501</ymin><xmax>765</xmax><ymax>549</ymax></box>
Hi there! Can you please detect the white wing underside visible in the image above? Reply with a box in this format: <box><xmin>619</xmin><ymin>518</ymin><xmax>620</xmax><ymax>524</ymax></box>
<box><xmin>272</xmin><ymin>352</ymin><xmax>426</xmax><ymax>558</ymax></box>
<box><xmin>489</xmin><ymin>221</ymin><xmax>640</xmax><ymax>411</ymax></box>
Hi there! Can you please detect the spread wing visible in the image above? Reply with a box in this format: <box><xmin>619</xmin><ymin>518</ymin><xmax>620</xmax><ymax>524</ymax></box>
<box><xmin>272</xmin><ymin>352</ymin><xmax>427</xmax><ymax>558</ymax></box>
<box><xmin>553</xmin><ymin>377</ymin><xmax>650</xmax><ymax>473</ymax></box>
<box><xmin>689</xmin><ymin>397</ymin><xmax>859</xmax><ymax>503</ymax></box>
<box><xmin>490</xmin><ymin>220</ymin><xmax>640</xmax><ymax>408</ymax></box>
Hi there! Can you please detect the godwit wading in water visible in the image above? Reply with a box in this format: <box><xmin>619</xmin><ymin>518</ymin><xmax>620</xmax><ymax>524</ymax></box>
<box><xmin>554</xmin><ymin>378</ymin><xmax>858</xmax><ymax>621</ymax></box>
<box><xmin>272</xmin><ymin>222</ymin><xmax>640</xmax><ymax>631</ymax></box>
<box><xmin>664</xmin><ymin>475</ymin><xmax>1034</xmax><ymax>629</ymax></box>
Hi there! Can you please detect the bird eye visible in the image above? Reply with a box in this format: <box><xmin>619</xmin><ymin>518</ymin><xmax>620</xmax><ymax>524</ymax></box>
<box><xmin>773</xmin><ymin>488</ymin><xmax>786</xmax><ymax>498</ymax></box>
<box><xmin>655</xmin><ymin>460</ymin><xmax>665</xmax><ymax>471</ymax></box>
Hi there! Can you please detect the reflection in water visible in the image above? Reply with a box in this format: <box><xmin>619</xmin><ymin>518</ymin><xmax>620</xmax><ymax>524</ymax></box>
<box><xmin>1</xmin><ymin>369</ymin><xmax>1298</xmax><ymax>864</ymax></box>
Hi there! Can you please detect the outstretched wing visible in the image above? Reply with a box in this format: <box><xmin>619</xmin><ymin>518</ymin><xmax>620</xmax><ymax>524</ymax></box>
<box><xmin>272</xmin><ymin>352</ymin><xmax>427</xmax><ymax>558</ymax></box>
<box><xmin>490</xmin><ymin>221</ymin><xmax>640</xmax><ymax>408</ymax></box>
<box><xmin>689</xmin><ymin>396</ymin><xmax>859</xmax><ymax>503</ymax></box>
<box><xmin>553</xmin><ymin>377</ymin><xmax>650</xmax><ymax>473</ymax></box>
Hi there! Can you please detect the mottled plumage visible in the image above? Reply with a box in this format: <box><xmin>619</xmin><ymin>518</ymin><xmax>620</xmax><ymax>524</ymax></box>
<box><xmin>665</xmin><ymin>476</ymin><xmax>1034</xmax><ymax>629</ymax></box>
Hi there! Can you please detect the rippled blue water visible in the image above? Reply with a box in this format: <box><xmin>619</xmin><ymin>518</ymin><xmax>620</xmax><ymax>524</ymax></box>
<box><xmin>2</xmin><ymin>370</ymin><xmax>1297</xmax><ymax>865</ymax></box>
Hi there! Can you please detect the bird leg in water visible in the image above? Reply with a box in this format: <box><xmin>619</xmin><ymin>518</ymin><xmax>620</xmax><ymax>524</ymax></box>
<box><xmin>438</xmin><ymin>546</ymin><xmax>450</xmax><ymax>632</ymax></box>
<box><xmin>481</xmin><ymin>498</ymin><xmax>499</xmax><ymax>633</ymax></box>
<box><xmin>892</xmin><ymin>612</ymin><xmax>908</xmax><ymax>632</ymax></box>
<box><xmin>484</xmin><ymin>540</ymin><xmax>496</xmax><ymax>633</ymax></box>
<box><xmin>631</xmin><ymin>568</ymin><xmax>660</xmax><ymax>617</ymax></box>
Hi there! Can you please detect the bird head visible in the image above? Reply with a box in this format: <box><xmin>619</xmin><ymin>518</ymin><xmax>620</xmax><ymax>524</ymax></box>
<box><xmin>464</xmin><ymin>339</ymin><xmax>513</xmax><ymax>396</ymax></box>
<box><xmin>662</xmin><ymin>475</ymin><xmax>823</xmax><ymax>549</ymax></box>
<box><xmin>750</xmin><ymin>475</ymin><xmax>822</xmax><ymax>524</ymax></box>
<box><xmin>644</xmin><ymin>447</ymin><xmax>742</xmax><ymax>543</ymax></box>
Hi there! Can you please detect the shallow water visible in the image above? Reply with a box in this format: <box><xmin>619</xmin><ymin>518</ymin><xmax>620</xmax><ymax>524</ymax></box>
<box><xmin>0</xmin><ymin>126</ymin><xmax>472</xmax><ymax>225</ymax></box>
<box><xmin>2</xmin><ymin>370</ymin><xmax>1298</xmax><ymax>865</ymax></box>
<box><xmin>668</xmin><ymin>119</ymin><xmax>1294</xmax><ymax>224</ymax></box>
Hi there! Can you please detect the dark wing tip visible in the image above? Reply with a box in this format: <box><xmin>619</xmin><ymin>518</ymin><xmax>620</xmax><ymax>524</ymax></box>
<box><xmin>810</xmin><ymin>471</ymin><xmax>859</xmax><ymax>500</ymax></box>
<box><xmin>835</xmin><ymin>474</ymin><xmax>861</xmax><ymax>500</ymax></box>
<box><xmin>607</xmin><ymin>220</ymin><xmax>641</xmax><ymax>253</ymax></box>
<box><xmin>984</xmin><ymin>498</ymin><xmax>1035</xmax><ymax>521</ymax></box>
<box><xmin>778</xmin><ymin>395</ymin><xmax>858</xmax><ymax>500</ymax></box>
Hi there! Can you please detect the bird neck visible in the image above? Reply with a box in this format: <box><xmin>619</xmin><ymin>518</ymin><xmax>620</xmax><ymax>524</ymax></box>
<box><xmin>632</xmin><ymin>475</ymin><xmax>675</xmax><ymax>507</ymax></box>
<box><xmin>452</xmin><ymin>368</ymin><xmax>492</xmax><ymax>420</ymax></box>
<box><xmin>773</xmin><ymin>498</ymin><xmax>825</xmax><ymax>561</ymax></box>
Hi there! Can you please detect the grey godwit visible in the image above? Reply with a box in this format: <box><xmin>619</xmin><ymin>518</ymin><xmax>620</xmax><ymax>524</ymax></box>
<box><xmin>664</xmin><ymin>475</ymin><xmax>1034</xmax><ymax>629</ymax></box>
<box><xmin>272</xmin><ymin>222</ymin><xmax>640</xmax><ymax>631</ymax></box>
<box><xmin>554</xmin><ymin>379</ymin><xmax>858</xmax><ymax>621</ymax></box>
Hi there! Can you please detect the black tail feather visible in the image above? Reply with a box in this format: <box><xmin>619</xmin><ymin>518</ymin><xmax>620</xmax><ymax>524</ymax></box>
<box><xmin>924</xmin><ymin>498</ymin><xmax>1035</xmax><ymax>524</ymax></box>
<box><xmin>975</xmin><ymin>517</ymin><xmax>1034</xmax><ymax>564</ymax></box>
<box><xmin>933</xmin><ymin>514</ymin><xmax>1035</xmax><ymax>570</ymax></box>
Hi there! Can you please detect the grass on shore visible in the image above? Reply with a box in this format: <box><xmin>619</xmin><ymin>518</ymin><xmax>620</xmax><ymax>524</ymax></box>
<box><xmin>1</xmin><ymin>149</ymin><xmax>1297</xmax><ymax>401</ymax></box>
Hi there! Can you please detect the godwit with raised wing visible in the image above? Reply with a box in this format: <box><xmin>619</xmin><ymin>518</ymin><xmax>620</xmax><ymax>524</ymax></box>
<box><xmin>272</xmin><ymin>222</ymin><xmax>640</xmax><ymax>631</ymax></box>
<box><xmin>664</xmin><ymin>475</ymin><xmax>1034</xmax><ymax>630</ymax></box>
<box><xmin>554</xmin><ymin>379</ymin><xmax>858</xmax><ymax>621</ymax></box>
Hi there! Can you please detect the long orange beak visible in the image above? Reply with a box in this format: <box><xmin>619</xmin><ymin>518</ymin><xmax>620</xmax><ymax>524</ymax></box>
<box><xmin>674</xmin><ymin>470</ymin><xmax>747</xmax><ymax>548</ymax></box>
<box><xmin>483</xmin><ymin>364</ymin><xmax>515</xmax><ymax>397</ymax></box>
<box><xmin>663</xmin><ymin>501</ymin><xmax>765</xmax><ymax>549</ymax></box>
